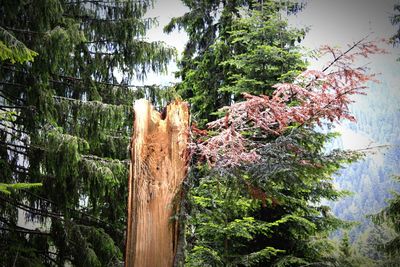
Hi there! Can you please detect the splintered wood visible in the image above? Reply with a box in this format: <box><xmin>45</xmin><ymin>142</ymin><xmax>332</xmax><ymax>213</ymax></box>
<box><xmin>125</xmin><ymin>99</ymin><xmax>190</xmax><ymax>267</ymax></box>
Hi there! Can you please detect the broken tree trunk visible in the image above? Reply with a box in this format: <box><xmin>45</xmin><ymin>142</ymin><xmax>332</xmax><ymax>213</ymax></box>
<box><xmin>125</xmin><ymin>99</ymin><xmax>190</xmax><ymax>267</ymax></box>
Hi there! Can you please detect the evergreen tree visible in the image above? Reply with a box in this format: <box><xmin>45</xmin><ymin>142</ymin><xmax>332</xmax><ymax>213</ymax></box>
<box><xmin>372</xmin><ymin>176</ymin><xmax>400</xmax><ymax>266</ymax></box>
<box><xmin>334</xmin><ymin>231</ymin><xmax>374</xmax><ymax>266</ymax></box>
<box><xmin>391</xmin><ymin>4</ymin><xmax>400</xmax><ymax>46</ymax></box>
<box><xmin>186</xmin><ymin>129</ymin><xmax>359</xmax><ymax>266</ymax></box>
<box><xmin>165</xmin><ymin>0</ymin><xmax>305</xmax><ymax>125</ymax></box>
<box><xmin>0</xmin><ymin>0</ymin><xmax>175</xmax><ymax>266</ymax></box>
<box><xmin>366</xmin><ymin>4</ymin><xmax>400</xmax><ymax>264</ymax></box>
<box><xmin>0</xmin><ymin>26</ymin><xmax>38</xmax><ymax>64</ymax></box>
<box><xmin>340</xmin><ymin>232</ymin><xmax>353</xmax><ymax>259</ymax></box>
<box><xmin>354</xmin><ymin>224</ymin><xmax>394</xmax><ymax>263</ymax></box>
<box><xmin>168</xmin><ymin>0</ymin><xmax>383</xmax><ymax>265</ymax></box>
<box><xmin>0</xmin><ymin>26</ymin><xmax>43</xmax><ymax>195</ymax></box>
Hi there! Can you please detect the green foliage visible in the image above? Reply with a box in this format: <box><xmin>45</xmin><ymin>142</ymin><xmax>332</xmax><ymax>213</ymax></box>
<box><xmin>327</xmin><ymin>231</ymin><xmax>376</xmax><ymax>267</ymax></box>
<box><xmin>371</xmin><ymin>176</ymin><xmax>400</xmax><ymax>264</ymax></box>
<box><xmin>0</xmin><ymin>110</ymin><xmax>16</xmax><ymax>122</ymax></box>
<box><xmin>50</xmin><ymin>221</ymin><xmax>122</xmax><ymax>267</ymax></box>
<box><xmin>186</xmin><ymin>174</ymin><xmax>286</xmax><ymax>266</ymax></box>
<box><xmin>0</xmin><ymin>0</ymin><xmax>175</xmax><ymax>265</ymax></box>
<box><xmin>186</xmin><ymin>128</ymin><xmax>361</xmax><ymax>266</ymax></box>
<box><xmin>354</xmin><ymin>224</ymin><xmax>394</xmax><ymax>262</ymax></box>
<box><xmin>166</xmin><ymin>0</ymin><xmax>305</xmax><ymax>125</ymax></box>
<box><xmin>0</xmin><ymin>26</ymin><xmax>38</xmax><ymax>63</ymax></box>
<box><xmin>0</xmin><ymin>182</ymin><xmax>42</xmax><ymax>195</ymax></box>
<box><xmin>340</xmin><ymin>232</ymin><xmax>352</xmax><ymax>258</ymax></box>
<box><xmin>168</xmin><ymin>0</ymin><xmax>370</xmax><ymax>266</ymax></box>
<box><xmin>218</xmin><ymin>2</ymin><xmax>307</xmax><ymax>96</ymax></box>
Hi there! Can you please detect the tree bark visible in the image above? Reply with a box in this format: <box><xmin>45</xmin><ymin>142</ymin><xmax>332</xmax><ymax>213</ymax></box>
<box><xmin>125</xmin><ymin>99</ymin><xmax>190</xmax><ymax>267</ymax></box>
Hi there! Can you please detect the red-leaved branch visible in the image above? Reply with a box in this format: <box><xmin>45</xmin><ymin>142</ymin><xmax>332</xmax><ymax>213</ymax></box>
<box><xmin>193</xmin><ymin>38</ymin><xmax>386</xmax><ymax>169</ymax></box>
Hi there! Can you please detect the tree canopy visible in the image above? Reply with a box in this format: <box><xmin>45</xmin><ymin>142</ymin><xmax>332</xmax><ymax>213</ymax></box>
<box><xmin>371</xmin><ymin>176</ymin><xmax>400</xmax><ymax>266</ymax></box>
<box><xmin>167</xmin><ymin>1</ymin><xmax>383</xmax><ymax>266</ymax></box>
<box><xmin>0</xmin><ymin>0</ymin><xmax>176</xmax><ymax>266</ymax></box>
<box><xmin>0</xmin><ymin>0</ymin><xmax>392</xmax><ymax>266</ymax></box>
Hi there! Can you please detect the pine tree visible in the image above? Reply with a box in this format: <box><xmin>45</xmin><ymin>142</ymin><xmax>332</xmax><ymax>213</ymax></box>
<box><xmin>187</xmin><ymin>128</ymin><xmax>361</xmax><ymax>266</ymax></box>
<box><xmin>0</xmin><ymin>0</ymin><xmax>175</xmax><ymax>266</ymax></box>
<box><xmin>0</xmin><ymin>26</ymin><xmax>43</xmax><ymax>195</ymax></box>
<box><xmin>167</xmin><ymin>0</ymin><xmax>383</xmax><ymax>265</ymax></box>
<box><xmin>0</xmin><ymin>26</ymin><xmax>38</xmax><ymax>64</ymax></box>
<box><xmin>390</xmin><ymin>4</ymin><xmax>400</xmax><ymax>46</ymax></box>
<box><xmin>165</xmin><ymin>0</ymin><xmax>305</xmax><ymax>125</ymax></box>
<box><xmin>372</xmin><ymin>176</ymin><xmax>400</xmax><ymax>266</ymax></box>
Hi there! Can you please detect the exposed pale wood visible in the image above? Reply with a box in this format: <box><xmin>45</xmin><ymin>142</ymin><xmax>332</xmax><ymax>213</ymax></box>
<box><xmin>125</xmin><ymin>99</ymin><xmax>190</xmax><ymax>267</ymax></box>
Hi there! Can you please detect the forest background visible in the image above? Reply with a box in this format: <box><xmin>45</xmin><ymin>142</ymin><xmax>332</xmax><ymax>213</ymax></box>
<box><xmin>1</xmin><ymin>0</ymin><xmax>400</xmax><ymax>266</ymax></box>
<box><xmin>146</xmin><ymin>0</ymin><xmax>400</xmax><ymax>254</ymax></box>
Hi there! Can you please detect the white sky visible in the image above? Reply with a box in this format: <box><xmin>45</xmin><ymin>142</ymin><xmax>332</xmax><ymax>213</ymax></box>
<box><xmin>145</xmin><ymin>0</ymin><xmax>400</xmax><ymax>53</ymax></box>
<box><xmin>144</xmin><ymin>0</ymin><xmax>400</xmax><ymax>87</ymax></box>
<box><xmin>295</xmin><ymin>0</ymin><xmax>398</xmax><ymax>45</ymax></box>
<box><xmin>292</xmin><ymin>0</ymin><xmax>400</xmax><ymax>89</ymax></box>
<box><xmin>140</xmin><ymin>0</ymin><xmax>189</xmax><ymax>85</ymax></box>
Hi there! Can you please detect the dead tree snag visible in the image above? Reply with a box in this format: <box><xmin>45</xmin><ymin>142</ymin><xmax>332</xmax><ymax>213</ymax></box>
<box><xmin>125</xmin><ymin>99</ymin><xmax>190</xmax><ymax>267</ymax></box>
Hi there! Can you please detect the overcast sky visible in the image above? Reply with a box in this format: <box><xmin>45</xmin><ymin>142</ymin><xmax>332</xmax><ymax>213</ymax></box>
<box><xmin>143</xmin><ymin>0</ymin><xmax>400</xmax><ymax>87</ymax></box>
<box><xmin>147</xmin><ymin>0</ymin><xmax>399</xmax><ymax>48</ymax></box>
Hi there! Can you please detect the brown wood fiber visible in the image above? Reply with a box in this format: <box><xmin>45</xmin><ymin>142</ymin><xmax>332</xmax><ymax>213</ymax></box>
<box><xmin>125</xmin><ymin>99</ymin><xmax>189</xmax><ymax>267</ymax></box>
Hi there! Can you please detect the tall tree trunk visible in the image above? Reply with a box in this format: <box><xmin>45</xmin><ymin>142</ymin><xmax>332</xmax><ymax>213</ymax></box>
<box><xmin>125</xmin><ymin>99</ymin><xmax>190</xmax><ymax>267</ymax></box>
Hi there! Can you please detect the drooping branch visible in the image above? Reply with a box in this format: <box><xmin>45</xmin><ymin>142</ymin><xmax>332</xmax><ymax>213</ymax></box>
<box><xmin>0</xmin><ymin>65</ymin><xmax>151</xmax><ymax>89</ymax></box>
<box><xmin>0</xmin><ymin>227</ymin><xmax>50</xmax><ymax>236</ymax></box>
<box><xmin>0</xmin><ymin>122</ymin><xmax>29</xmax><ymax>134</ymax></box>
<box><xmin>81</xmin><ymin>154</ymin><xmax>129</xmax><ymax>165</ymax></box>
<box><xmin>0</xmin><ymin>141</ymin><xmax>29</xmax><ymax>151</ymax></box>
<box><xmin>20</xmin><ymin>188</ymin><xmax>119</xmax><ymax>231</ymax></box>
<box><xmin>0</xmin><ymin>144</ymin><xmax>28</xmax><ymax>156</ymax></box>
<box><xmin>0</xmin><ymin>194</ymin><xmax>63</xmax><ymax>220</ymax></box>
<box><xmin>2</xmin><ymin>26</ymin><xmax>43</xmax><ymax>35</ymax></box>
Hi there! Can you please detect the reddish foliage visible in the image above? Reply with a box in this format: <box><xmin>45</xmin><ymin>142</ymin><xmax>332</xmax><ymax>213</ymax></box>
<box><xmin>191</xmin><ymin>123</ymin><xmax>208</xmax><ymax>136</ymax></box>
<box><xmin>195</xmin><ymin>39</ymin><xmax>385</xmax><ymax>169</ymax></box>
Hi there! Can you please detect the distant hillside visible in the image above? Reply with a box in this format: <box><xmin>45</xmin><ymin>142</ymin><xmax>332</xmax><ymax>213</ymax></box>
<box><xmin>328</xmin><ymin>78</ymin><xmax>400</xmax><ymax>257</ymax></box>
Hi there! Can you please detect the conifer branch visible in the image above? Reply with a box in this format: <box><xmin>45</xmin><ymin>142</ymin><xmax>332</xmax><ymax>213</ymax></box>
<box><xmin>0</xmin><ymin>227</ymin><xmax>50</xmax><ymax>236</ymax></box>
<box><xmin>88</xmin><ymin>51</ymin><xmax>118</xmax><ymax>56</ymax></box>
<box><xmin>0</xmin><ymin>194</ymin><xmax>63</xmax><ymax>220</ymax></box>
<box><xmin>0</xmin><ymin>65</ymin><xmax>149</xmax><ymax>88</ymax></box>
<box><xmin>0</xmin><ymin>144</ymin><xmax>28</xmax><ymax>156</ymax></box>
<box><xmin>0</xmin><ymin>92</ymin><xmax>20</xmax><ymax>105</ymax></box>
<box><xmin>20</xmin><ymin>188</ymin><xmax>123</xmax><ymax>232</ymax></box>
<box><xmin>53</xmin><ymin>95</ymin><xmax>130</xmax><ymax>109</ymax></box>
<box><xmin>197</xmin><ymin>38</ymin><xmax>384</xmax><ymax>168</ymax></box>
<box><xmin>0</xmin><ymin>127</ymin><xmax>25</xmax><ymax>141</ymax></box>
<box><xmin>81</xmin><ymin>154</ymin><xmax>129</xmax><ymax>164</ymax></box>
<box><xmin>0</xmin><ymin>122</ymin><xmax>29</xmax><ymax>134</ymax></box>
<box><xmin>65</xmin><ymin>0</ymin><xmax>144</xmax><ymax>4</ymax></box>
<box><xmin>2</xmin><ymin>26</ymin><xmax>43</xmax><ymax>35</ymax></box>
<box><xmin>0</xmin><ymin>107</ymin><xmax>26</xmax><ymax>120</ymax></box>
<box><xmin>0</xmin><ymin>86</ymin><xmax>27</xmax><ymax>105</ymax></box>
<box><xmin>7</xmin><ymin>165</ymin><xmax>30</xmax><ymax>175</ymax></box>
<box><xmin>8</xmin><ymin>168</ymin><xmax>30</xmax><ymax>177</ymax></box>
<box><xmin>0</xmin><ymin>105</ymin><xmax>29</xmax><ymax>109</ymax></box>
<box><xmin>0</xmin><ymin>140</ymin><xmax>29</xmax><ymax>151</ymax></box>
<box><xmin>0</xmin><ymin>81</ymin><xmax>25</xmax><ymax>87</ymax></box>
<box><xmin>51</xmin><ymin>74</ymin><xmax>145</xmax><ymax>88</ymax></box>
<box><xmin>83</xmin><ymin>39</ymin><xmax>119</xmax><ymax>44</ymax></box>
<box><xmin>39</xmin><ymin>251</ymin><xmax>60</xmax><ymax>265</ymax></box>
